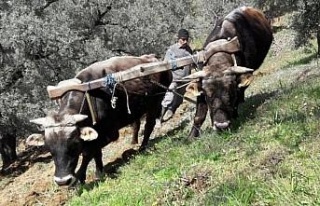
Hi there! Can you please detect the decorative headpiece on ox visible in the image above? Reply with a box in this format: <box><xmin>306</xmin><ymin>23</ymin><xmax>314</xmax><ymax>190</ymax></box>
<box><xmin>185</xmin><ymin>6</ymin><xmax>273</xmax><ymax>137</ymax></box>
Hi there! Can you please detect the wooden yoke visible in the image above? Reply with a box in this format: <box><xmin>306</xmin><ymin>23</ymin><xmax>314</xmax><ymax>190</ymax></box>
<box><xmin>47</xmin><ymin>37</ymin><xmax>240</xmax><ymax>99</ymax></box>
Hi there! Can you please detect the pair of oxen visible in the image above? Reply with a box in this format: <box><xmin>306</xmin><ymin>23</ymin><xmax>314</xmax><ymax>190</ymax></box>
<box><xmin>26</xmin><ymin>6</ymin><xmax>273</xmax><ymax>186</ymax></box>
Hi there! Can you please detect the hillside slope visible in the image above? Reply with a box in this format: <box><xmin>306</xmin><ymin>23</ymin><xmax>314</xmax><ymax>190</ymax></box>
<box><xmin>0</xmin><ymin>28</ymin><xmax>319</xmax><ymax>206</ymax></box>
<box><xmin>67</xmin><ymin>30</ymin><xmax>320</xmax><ymax>205</ymax></box>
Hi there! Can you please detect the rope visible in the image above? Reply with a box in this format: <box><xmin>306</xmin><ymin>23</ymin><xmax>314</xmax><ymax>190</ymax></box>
<box><xmin>78</xmin><ymin>91</ymin><xmax>97</xmax><ymax>125</ymax></box>
<box><xmin>176</xmin><ymin>81</ymin><xmax>193</xmax><ymax>90</ymax></box>
<box><xmin>111</xmin><ymin>82</ymin><xmax>131</xmax><ymax>114</ymax></box>
<box><xmin>188</xmin><ymin>52</ymin><xmax>200</xmax><ymax>71</ymax></box>
<box><xmin>104</xmin><ymin>74</ymin><xmax>117</xmax><ymax>91</ymax></box>
<box><xmin>79</xmin><ymin>92</ymin><xmax>86</xmax><ymax>114</ymax></box>
<box><xmin>150</xmin><ymin>79</ymin><xmax>196</xmax><ymax>104</ymax></box>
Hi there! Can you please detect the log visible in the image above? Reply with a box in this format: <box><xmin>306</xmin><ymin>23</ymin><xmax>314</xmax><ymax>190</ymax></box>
<box><xmin>47</xmin><ymin>37</ymin><xmax>240</xmax><ymax>99</ymax></box>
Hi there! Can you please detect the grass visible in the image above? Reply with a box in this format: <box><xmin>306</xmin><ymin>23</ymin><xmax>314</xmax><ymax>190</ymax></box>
<box><xmin>67</xmin><ymin>29</ymin><xmax>320</xmax><ymax>206</ymax></box>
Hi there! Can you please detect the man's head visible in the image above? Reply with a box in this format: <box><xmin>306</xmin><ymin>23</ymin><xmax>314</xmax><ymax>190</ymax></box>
<box><xmin>177</xmin><ymin>29</ymin><xmax>189</xmax><ymax>46</ymax></box>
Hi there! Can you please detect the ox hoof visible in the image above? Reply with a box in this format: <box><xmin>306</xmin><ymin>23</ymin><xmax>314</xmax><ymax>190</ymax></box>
<box><xmin>95</xmin><ymin>170</ymin><xmax>105</xmax><ymax>180</ymax></box>
<box><xmin>138</xmin><ymin>145</ymin><xmax>147</xmax><ymax>152</ymax></box>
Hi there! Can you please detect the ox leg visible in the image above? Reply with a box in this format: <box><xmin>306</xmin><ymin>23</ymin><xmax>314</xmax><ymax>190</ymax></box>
<box><xmin>233</xmin><ymin>87</ymin><xmax>247</xmax><ymax>118</ymax></box>
<box><xmin>131</xmin><ymin>120</ymin><xmax>141</xmax><ymax>145</ymax></box>
<box><xmin>140</xmin><ymin>117</ymin><xmax>156</xmax><ymax>150</ymax></box>
<box><xmin>76</xmin><ymin>148</ymin><xmax>104</xmax><ymax>183</ymax></box>
<box><xmin>189</xmin><ymin>94</ymin><xmax>208</xmax><ymax>138</ymax></box>
<box><xmin>93</xmin><ymin>149</ymin><xmax>104</xmax><ymax>180</ymax></box>
<box><xmin>140</xmin><ymin>103</ymin><xmax>160</xmax><ymax>150</ymax></box>
<box><xmin>76</xmin><ymin>152</ymin><xmax>94</xmax><ymax>183</ymax></box>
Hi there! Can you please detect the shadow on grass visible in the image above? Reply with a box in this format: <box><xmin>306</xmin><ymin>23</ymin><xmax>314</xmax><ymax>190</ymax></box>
<box><xmin>76</xmin><ymin>120</ymin><xmax>192</xmax><ymax>191</ymax></box>
<box><xmin>283</xmin><ymin>52</ymin><xmax>317</xmax><ymax>69</ymax></box>
<box><xmin>99</xmin><ymin>119</ymin><xmax>191</xmax><ymax>179</ymax></box>
<box><xmin>231</xmin><ymin>90</ymin><xmax>278</xmax><ymax>132</ymax></box>
<box><xmin>77</xmin><ymin>90</ymin><xmax>286</xmax><ymax>193</ymax></box>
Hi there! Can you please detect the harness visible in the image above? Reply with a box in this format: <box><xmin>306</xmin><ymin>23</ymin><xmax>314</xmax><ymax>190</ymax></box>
<box><xmin>43</xmin><ymin>123</ymin><xmax>75</xmax><ymax>129</ymax></box>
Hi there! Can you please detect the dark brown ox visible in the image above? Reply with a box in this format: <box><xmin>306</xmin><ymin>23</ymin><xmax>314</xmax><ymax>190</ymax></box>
<box><xmin>186</xmin><ymin>6</ymin><xmax>273</xmax><ymax>137</ymax></box>
<box><xmin>26</xmin><ymin>54</ymin><xmax>172</xmax><ymax>186</ymax></box>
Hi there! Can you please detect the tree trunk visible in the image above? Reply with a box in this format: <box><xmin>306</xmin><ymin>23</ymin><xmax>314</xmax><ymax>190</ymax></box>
<box><xmin>0</xmin><ymin>132</ymin><xmax>17</xmax><ymax>171</ymax></box>
<box><xmin>317</xmin><ymin>30</ymin><xmax>320</xmax><ymax>56</ymax></box>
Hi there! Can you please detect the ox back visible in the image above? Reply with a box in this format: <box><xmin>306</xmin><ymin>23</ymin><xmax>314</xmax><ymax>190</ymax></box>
<box><xmin>189</xmin><ymin>7</ymin><xmax>273</xmax><ymax>137</ymax></box>
<box><xmin>27</xmin><ymin>55</ymin><xmax>172</xmax><ymax>186</ymax></box>
<box><xmin>204</xmin><ymin>6</ymin><xmax>273</xmax><ymax>70</ymax></box>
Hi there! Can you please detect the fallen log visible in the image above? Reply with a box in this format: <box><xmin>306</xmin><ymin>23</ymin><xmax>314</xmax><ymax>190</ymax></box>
<box><xmin>47</xmin><ymin>37</ymin><xmax>240</xmax><ymax>99</ymax></box>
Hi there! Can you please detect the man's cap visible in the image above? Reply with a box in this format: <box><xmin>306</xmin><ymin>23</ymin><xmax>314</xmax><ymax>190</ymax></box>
<box><xmin>178</xmin><ymin>29</ymin><xmax>189</xmax><ymax>39</ymax></box>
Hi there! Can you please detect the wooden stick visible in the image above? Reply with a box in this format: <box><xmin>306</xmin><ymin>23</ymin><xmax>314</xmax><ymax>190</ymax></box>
<box><xmin>47</xmin><ymin>37</ymin><xmax>240</xmax><ymax>99</ymax></box>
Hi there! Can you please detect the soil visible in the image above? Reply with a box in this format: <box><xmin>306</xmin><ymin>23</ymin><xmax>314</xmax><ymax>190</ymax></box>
<box><xmin>0</xmin><ymin>98</ymin><xmax>199</xmax><ymax>206</ymax></box>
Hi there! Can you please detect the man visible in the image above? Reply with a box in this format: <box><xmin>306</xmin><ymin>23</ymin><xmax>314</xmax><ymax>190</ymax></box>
<box><xmin>159</xmin><ymin>29</ymin><xmax>193</xmax><ymax>123</ymax></box>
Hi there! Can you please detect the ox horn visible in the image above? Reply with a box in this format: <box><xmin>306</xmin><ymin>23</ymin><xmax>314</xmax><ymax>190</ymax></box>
<box><xmin>224</xmin><ymin>66</ymin><xmax>254</xmax><ymax>75</ymax></box>
<box><xmin>183</xmin><ymin>70</ymin><xmax>208</xmax><ymax>80</ymax></box>
<box><xmin>224</xmin><ymin>54</ymin><xmax>254</xmax><ymax>74</ymax></box>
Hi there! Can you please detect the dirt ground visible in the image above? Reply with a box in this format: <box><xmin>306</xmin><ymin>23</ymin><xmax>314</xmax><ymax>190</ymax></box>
<box><xmin>0</xmin><ymin>100</ymin><xmax>198</xmax><ymax>206</ymax></box>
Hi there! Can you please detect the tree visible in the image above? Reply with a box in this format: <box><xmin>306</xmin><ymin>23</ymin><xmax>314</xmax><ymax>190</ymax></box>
<box><xmin>0</xmin><ymin>0</ymin><xmax>247</xmax><ymax>138</ymax></box>
<box><xmin>293</xmin><ymin>1</ymin><xmax>320</xmax><ymax>54</ymax></box>
<box><xmin>254</xmin><ymin>0</ymin><xmax>320</xmax><ymax>54</ymax></box>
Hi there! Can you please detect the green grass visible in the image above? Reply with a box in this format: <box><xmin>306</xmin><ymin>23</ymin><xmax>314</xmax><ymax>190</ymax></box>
<box><xmin>67</xmin><ymin>29</ymin><xmax>320</xmax><ymax>206</ymax></box>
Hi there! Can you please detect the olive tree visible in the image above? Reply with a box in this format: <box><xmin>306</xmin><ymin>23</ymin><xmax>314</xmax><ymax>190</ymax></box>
<box><xmin>0</xmin><ymin>0</ymin><xmax>247</xmax><ymax>139</ymax></box>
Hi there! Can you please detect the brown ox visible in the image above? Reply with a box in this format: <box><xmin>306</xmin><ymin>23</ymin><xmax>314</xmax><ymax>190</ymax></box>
<box><xmin>186</xmin><ymin>6</ymin><xmax>273</xmax><ymax>137</ymax></box>
<box><xmin>26</xmin><ymin>54</ymin><xmax>172</xmax><ymax>186</ymax></box>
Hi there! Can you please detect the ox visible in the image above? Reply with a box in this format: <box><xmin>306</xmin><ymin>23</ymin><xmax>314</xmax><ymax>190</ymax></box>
<box><xmin>186</xmin><ymin>6</ymin><xmax>273</xmax><ymax>137</ymax></box>
<box><xmin>26</xmin><ymin>54</ymin><xmax>172</xmax><ymax>186</ymax></box>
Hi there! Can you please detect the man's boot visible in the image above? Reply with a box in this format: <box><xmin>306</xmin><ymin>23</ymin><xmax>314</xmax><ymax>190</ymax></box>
<box><xmin>159</xmin><ymin>107</ymin><xmax>167</xmax><ymax>122</ymax></box>
<box><xmin>162</xmin><ymin>108</ymin><xmax>174</xmax><ymax>122</ymax></box>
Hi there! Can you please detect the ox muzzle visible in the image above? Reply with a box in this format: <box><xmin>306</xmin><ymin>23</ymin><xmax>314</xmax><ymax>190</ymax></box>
<box><xmin>213</xmin><ymin>120</ymin><xmax>231</xmax><ymax>131</ymax></box>
<box><xmin>54</xmin><ymin>174</ymin><xmax>78</xmax><ymax>186</ymax></box>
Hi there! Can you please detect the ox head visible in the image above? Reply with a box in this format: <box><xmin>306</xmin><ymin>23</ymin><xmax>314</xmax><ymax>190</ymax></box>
<box><xmin>26</xmin><ymin>113</ymin><xmax>98</xmax><ymax>186</ymax></box>
<box><xmin>185</xmin><ymin>63</ymin><xmax>253</xmax><ymax>131</ymax></box>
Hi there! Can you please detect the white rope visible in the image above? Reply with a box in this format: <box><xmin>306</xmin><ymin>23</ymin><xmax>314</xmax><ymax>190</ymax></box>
<box><xmin>188</xmin><ymin>52</ymin><xmax>200</xmax><ymax>71</ymax></box>
<box><xmin>111</xmin><ymin>82</ymin><xmax>131</xmax><ymax>114</ymax></box>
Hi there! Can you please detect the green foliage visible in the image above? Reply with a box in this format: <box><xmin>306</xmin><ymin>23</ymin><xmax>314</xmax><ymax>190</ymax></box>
<box><xmin>253</xmin><ymin>0</ymin><xmax>320</xmax><ymax>53</ymax></box>
<box><xmin>0</xmin><ymin>0</ymin><xmax>248</xmax><ymax>136</ymax></box>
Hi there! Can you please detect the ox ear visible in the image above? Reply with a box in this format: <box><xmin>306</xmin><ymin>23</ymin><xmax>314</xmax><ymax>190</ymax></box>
<box><xmin>72</xmin><ymin>114</ymin><xmax>88</xmax><ymax>123</ymax></box>
<box><xmin>30</xmin><ymin>117</ymin><xmax>47</xmax><ymax>126</ymax></box>
<box><xmin>186</xmin><ymin>81</ymin><xmax>202</xmax><ymax>97</ymax></box>
<box><xmin>26</xmin><ymin>133</ymin><xmax>45</xmax><ymax>146</ymax></box>
<box><xmin>80</xmin><ymin>127</ymin><xmax>98</xmax><ymax>141</ymax></box>
<box><xmin>238</xmin><ymin>73</ymin><xmax>254</xmax><ymax>88</ymax></box>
